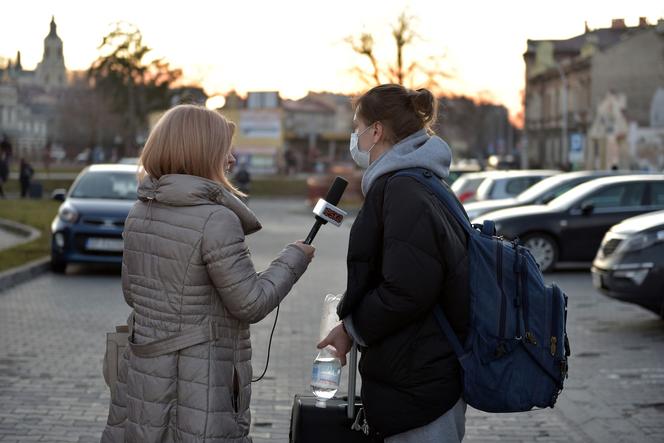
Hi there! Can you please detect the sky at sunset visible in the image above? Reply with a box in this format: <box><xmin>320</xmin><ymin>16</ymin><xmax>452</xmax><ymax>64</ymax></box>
<box><xmin>2</xmin><ymin>0</ymin><xmax>663</xmax><ymax>120</ymax></box>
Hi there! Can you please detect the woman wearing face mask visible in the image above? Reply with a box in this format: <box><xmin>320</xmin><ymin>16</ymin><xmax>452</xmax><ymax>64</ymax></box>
<box><xmin>318</xmin><ymin>84</ymin><xmax>470</xmax><ymax>442</ymax></box>
<box><xmin>102</xmin><ymin>104</ymin><xmax>315</xmax><ymax>443</ymax></box>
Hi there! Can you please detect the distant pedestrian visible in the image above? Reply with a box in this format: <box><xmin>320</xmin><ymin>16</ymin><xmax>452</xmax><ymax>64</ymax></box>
<box><xmin>284</xmin><ymin>149</ymin><xmax>297</xmax><ymax>175</ymax></box>
<box><xmin>0</xmin><ymin>152</ymin><xmax>8</xmax><ymax>198</ymax></box>
<box><xmin>234</xmin><ymin>162</ymin><xmax>251</xmax><ymax>203</ymax></box>
<box><xmin>0</xmin><ymin>133</ymin><xmax>12</xmax><ymax>166</ymax></box>
<box><xmin>43</xmin><ymin>140</ymin><xmax>52</xmax><ymax>176</ymax></box>
<box><xmin>19</xmin><ymin>158</ymin><xmax>34</xmax><ymax>198</ymax></box>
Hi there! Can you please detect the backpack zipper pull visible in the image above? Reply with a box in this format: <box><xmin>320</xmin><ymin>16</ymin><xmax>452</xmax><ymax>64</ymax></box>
<box><xmin>550</xmin><ymin>336</ymin><xmax>557</xmax><ymax>356</ymax></box>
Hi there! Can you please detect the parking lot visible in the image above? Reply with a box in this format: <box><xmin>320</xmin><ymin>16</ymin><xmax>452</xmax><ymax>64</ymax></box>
<box><xmin>0</xmin><ymin>198</ymin><xmax>662</xmax><ymax>442</ymax></box>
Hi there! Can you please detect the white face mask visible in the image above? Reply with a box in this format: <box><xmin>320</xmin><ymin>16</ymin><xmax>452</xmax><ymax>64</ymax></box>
<box><xmin>349</xmin><ymin>124</ymin><xmax>376</xmax><ymax>169</ymax></box>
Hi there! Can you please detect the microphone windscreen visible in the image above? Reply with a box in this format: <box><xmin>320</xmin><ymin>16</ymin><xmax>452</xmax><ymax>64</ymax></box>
<box><xmin>325</xmin><ymin>177</ymin><xmax>348</xmax><ymax>206</ymax></box>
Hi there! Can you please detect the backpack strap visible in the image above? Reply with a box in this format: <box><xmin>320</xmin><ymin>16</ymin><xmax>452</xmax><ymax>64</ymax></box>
<box><xmin>390</xmin><ymin>168</ymin><xmax>473</xmax><ymax>235</ymax></box>
<box><xmin>391</xmin><ymin>168</ymin><xmax>470</xmax><ymax>364</ymax></box>
<box><xmin>433</xmin><ymin>306</ymin><xmax>468</xmax><ymax>369</ymax></box>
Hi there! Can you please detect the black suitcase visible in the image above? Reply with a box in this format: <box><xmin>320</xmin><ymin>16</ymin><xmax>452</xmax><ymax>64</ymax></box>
<box><xmin>29</xmin><ymin>182</ymin><xmax>43</xmax><ymax>199</ymax></box>
<box><xmin>289</xmin><ymin>344</ymin><xmax>381</xmax><ymax>442</ymax></box>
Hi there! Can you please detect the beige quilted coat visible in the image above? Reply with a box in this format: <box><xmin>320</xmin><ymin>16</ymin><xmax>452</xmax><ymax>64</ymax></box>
<box><xmin>102</xmin><ymin>174</ymin><xmax>311</xmax><ymax>443</ymax></box>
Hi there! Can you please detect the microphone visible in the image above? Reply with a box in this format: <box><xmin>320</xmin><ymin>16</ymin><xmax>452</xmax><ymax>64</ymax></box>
<box><xmin>304</xmin><ymin>177</ymin><xmax>348</xmax><ymax>245</ymax></box>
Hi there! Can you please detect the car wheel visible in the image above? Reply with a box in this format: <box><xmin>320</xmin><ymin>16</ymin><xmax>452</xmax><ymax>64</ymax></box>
<box><xmin>523</xmin><ymin>233</ymin><xmax>558</xmax><ymax>273</ymax></box>
<box><xmin>50</xmin><ymin>257</ymin><xmax>67</xmax><ymax>274</ymax></box>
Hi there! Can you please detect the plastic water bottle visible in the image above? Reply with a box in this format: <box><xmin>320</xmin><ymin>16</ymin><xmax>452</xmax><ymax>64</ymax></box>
<box><xmin>311</xmin><ymin>347</ymin><xmax>342</xmax><ymax>404</ymax></box>
<box><xmin>311</xmin><ymin>294</ymin><xmax>343</xmax><ymax>407</ymax></box>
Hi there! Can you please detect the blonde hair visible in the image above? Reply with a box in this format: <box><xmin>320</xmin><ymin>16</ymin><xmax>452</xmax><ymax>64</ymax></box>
<box><xmin>139</xmin><ymin>104</ymin><xmax>244</xmax><ymax>196</ymax></box>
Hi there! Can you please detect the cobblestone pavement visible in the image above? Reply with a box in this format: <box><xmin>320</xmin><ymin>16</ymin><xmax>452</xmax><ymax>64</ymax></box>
<box><xmin>0</xmin><ymin>198</ymin><xmax>662</xmax><ymax>442</ymax></box>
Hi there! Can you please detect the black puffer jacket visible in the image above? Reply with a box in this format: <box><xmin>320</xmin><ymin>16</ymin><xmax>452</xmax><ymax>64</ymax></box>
<box><xmin>338</xmin><ymin>170</ymin><xmax>470</xmax><ymax>437</ymax></box>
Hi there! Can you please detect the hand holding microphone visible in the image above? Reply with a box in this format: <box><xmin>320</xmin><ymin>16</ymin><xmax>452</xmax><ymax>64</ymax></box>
<box><xmin>293</xmin><ymin>240</ymin><xmax>315</xmax><ymax>261</ymax></box>
<box><xmin>304</xmin><ymin>177</ymin><xmax>349</xmax><ymax>245</ymax></box>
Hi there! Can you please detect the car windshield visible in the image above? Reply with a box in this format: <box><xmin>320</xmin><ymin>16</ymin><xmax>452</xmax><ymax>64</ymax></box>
<box><xmin>546</xmin><ymin>180</ymin><xmax>604</xmax><ymax>209</ymax></box>
<box><xmin>70</xmin><ymin>171</ymin><xmax>138</xmax><ymax>200</ymax></box>
<box><xmin>515</xmin><ymin>174</ymin><xmax>588</xmax><ymax>203</ymax></box>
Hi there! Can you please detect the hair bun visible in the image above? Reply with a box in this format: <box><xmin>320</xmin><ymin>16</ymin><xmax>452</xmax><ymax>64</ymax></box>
<box><xmin>409</xmin><ymin>88</ymin><xmax>435</xmax><ymax>125</ymax></box>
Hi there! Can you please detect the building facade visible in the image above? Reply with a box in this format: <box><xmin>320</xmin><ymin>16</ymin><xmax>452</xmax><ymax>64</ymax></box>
<box><xmin>523</xmin><ymin>18</ymin><xmax>664</xmax><ymax>170</ymax></box>
<box><xmin>0</xmin><ymin>17</ymin><xmax>67</xmax><ymax>161</ymax></box>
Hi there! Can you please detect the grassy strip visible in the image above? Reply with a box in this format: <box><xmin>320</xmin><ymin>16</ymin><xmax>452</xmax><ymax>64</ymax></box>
<box><xmin>3</xmin><ymin>179</ymin><xmax>74</xmax><ymax>197</ymax></box>
<box><xmin>243</xmin><ymin>177</ymin><xmax>308</xmax><ymax>196</ymax></box>
<box><xmin>0</xmin><ymin>200</ymin><xmax>60</xmax><ymax>273</ymax></box>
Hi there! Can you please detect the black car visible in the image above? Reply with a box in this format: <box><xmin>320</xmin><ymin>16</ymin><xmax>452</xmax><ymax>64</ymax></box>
<box><xmin>592</xmin><ymin>210</ymin><xmax>664</xmax><ymax>317</ymax></box>
<box><xmin>473</xmin><ymin>175</ymin><xmax>664</xmax><ymax>272</ymax></box>
<box><xmin>464</xmin><ymin>170</ymin><xmax>627</xmax><ymax>220</ymax></box>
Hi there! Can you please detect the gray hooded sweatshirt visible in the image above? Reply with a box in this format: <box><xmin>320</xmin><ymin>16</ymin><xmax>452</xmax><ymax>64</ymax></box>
<box><xmin>361</xmin><ymin>129</ymin><xmax>452</xmax><ymax>196</ymax></box>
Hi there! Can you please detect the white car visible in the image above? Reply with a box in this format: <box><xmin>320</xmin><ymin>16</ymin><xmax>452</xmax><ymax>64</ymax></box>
<box><xmin>451</xmin><ymin>171</ymin><xmax>502</xmax><ymax>203</ymax></box>
<box><xmin>474</xmin><ymin>170</ymin><xmax>559</xmax><ymax>201</ymax></box>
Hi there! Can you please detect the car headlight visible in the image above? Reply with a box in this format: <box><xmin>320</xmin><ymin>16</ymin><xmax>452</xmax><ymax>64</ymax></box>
<box><xmin>614</xmin><ymin>230</ymin><xmax>664</xmax><ymax>254</ymax></box>
<box><xmin>58</xmin><ymin>206</ymin><xmax>79</xmax><ymax>224</ymax></box>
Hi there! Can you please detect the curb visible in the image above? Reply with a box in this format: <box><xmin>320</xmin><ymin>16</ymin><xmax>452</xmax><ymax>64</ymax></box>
<box><xmin>0</xmin><ymin>256</ymin><xmax>50</xmax><ymax>293</ymax></box>
<box><xmin>0</xmin><ymin>218</ymin><xmax>42</xmax><ymax>246</ymax></box>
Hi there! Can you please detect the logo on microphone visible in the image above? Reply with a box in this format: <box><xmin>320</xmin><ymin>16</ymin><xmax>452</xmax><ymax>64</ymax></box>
<box><xmin>323</xmin><ymin>207</ymin><xmax>344</xmax><ymax>224</ymax></box>
<box><xmin>313</xmin><ymin>199</ymin><xmax>347</xmax><ymax>227</ymax></box>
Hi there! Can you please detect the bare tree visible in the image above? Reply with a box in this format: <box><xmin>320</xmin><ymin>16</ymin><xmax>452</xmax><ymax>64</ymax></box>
<box><xmin>346</xmin><ymin>12</ymin><xmax>450</xmax><ymax>91</ymax></box>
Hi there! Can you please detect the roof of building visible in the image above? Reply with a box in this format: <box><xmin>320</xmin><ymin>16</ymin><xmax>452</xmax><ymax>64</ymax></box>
<box><xmin>282</xmin><ymin>96</ymin><xmax>336</xmax><ymax>113</ymax></box>
<box><xmin>524</xmin><ymin>24</ymin><xmax>651</xmax><ymax>57</ymax></box>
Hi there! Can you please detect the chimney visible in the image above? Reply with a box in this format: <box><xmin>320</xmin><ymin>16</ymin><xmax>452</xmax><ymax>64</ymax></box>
<box><xmin>584</xmin><ymin>21</ymin><xmax>590</xmax><ymax>33</ymax></box>
<box><xmin>611</xmin><ymin>18</ymin><xmax>626</xmax><ymax>29</ymax></box>
<box><xmin>639</xmin><ymin>17</ymin><xmax>648</xmax><ymax>27</ymax></box>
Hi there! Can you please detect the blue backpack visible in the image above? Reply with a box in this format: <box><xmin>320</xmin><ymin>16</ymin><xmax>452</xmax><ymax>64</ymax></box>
<box><xmin>393</xmin><ymin>168</ymin><xmax>570</xmax><ymax>413</ymax></box>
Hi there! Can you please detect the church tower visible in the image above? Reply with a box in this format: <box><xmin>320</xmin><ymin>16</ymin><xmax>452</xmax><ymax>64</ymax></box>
<box><xmin>36</xmin><ymin>16</ymin><xmax>66</xmax><ymax>90</ymax></box>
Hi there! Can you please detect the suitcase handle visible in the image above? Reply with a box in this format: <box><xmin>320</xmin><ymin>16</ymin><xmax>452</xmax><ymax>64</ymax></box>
<box><xmin>347</xmin><ymin>342</ymin><xmax>358</xmax><ymax>419</ymax></box>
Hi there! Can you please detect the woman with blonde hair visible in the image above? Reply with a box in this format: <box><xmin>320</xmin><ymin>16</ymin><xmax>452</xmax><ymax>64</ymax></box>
<box><xmin>102</xmin><ymin>104</ymin><xmax>314</xmax><ymax>443</ymax></box>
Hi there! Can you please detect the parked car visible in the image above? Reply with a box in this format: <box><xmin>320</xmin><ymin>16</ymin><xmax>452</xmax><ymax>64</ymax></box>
<box><xmin>474</xmin><ymin>175</ymin><xmax>664</xmax><ymax>272</ymax></box>
<box><xmin>592</xmin><ymin>210</ymin><xmax>664</xmax><ymax>317</ymax></box>
<box><xmin>117</xmin><ymin>157</ymin><xmax>140</xmax><ymax>165</ymax></box>
<box><xmin>50</xmin><ymin>164</ymin><xmax>138</xmax><ymax>273</ymax></box>
<box><xmin>451</xmin><ymin>171</ymin><xmax>502</xmax><ymax>203</ymax></box>
<box><xmin>474</xmin><ymin>170</ymin><xmax>559</xmax><ymax>201</ymax></box>
<box><xmin>444</xmin><ymin>163</ymin><xmax>482</xmax><ymax>185</ymax></box>
<box><xmin>464</xmin><ymin>170</ymin><xmax>628</xmax><ymax>220</ymax></box>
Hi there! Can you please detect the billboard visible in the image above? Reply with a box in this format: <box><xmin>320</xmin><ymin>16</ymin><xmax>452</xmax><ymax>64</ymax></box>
<box><xmin>239</xmin><ymin>110</ymin><xmax>282</xmax><ymax>139</ymax></box>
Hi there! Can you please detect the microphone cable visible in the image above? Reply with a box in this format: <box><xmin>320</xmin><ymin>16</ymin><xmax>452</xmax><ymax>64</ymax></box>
<box><xmin>252</xmin><ymin>305</ymin><xmax>279</xmax><ymax>383</ymax></box>
<box><xmin>251</xmin><ymin>176</ymin><xmax>348</xmax><ymax>383</ymax></box>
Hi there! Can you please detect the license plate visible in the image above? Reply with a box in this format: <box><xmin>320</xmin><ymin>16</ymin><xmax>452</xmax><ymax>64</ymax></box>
<box><xmin>592</xmin><ymin>271</ymin><xmax>603</xmax><ymax>288</ymax></box>
<box><xmin>86</xmin><ymin>238</ymin><xmax>124</xmax><ymax>252</ymax></box>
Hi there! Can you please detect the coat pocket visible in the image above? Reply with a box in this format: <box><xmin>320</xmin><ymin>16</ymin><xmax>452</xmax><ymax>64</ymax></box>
<box><xmin>231</xmin><ymin>365</ymin><xmax>240</xmax><ymax>414</ymax></box>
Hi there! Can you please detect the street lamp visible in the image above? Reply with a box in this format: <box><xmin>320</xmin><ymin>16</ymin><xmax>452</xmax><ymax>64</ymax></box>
<box><xmin>555</xmin><ymin>62</ymin><xmax>568</xmax><ymax>168</ymax></box>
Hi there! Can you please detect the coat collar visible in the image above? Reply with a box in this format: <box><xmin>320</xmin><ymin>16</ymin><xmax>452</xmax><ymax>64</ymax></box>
<box><xmin>137</xmin><ymin>174</ymin><xmax>261</xmax><ymax>235</ymax></box>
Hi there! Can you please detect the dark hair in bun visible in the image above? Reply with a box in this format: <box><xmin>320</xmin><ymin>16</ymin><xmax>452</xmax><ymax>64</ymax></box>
<box><xmin>354</xmin><ymin>84</ymin><xmax>438</xmax><ymax>143</ymax></box>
